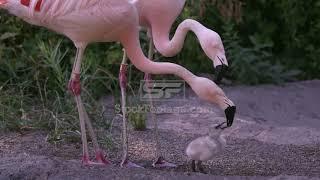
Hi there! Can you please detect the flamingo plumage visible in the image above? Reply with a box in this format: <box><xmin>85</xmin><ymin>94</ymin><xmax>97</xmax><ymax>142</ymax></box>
<box><xmin>134</xmin><ymin>0</ymin><xmax>229</xmax><ymax>83</ymax></box>
<box><xmin>0</xmin><ymin>0</ymin><xmax>236</xmax><ymax>167</ymax></box>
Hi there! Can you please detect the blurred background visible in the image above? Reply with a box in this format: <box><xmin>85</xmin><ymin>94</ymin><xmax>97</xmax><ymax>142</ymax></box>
<box><xmin>0</xmin><ymin>0</ymin><xmax>319</xmax><ymax>138</ymax></box>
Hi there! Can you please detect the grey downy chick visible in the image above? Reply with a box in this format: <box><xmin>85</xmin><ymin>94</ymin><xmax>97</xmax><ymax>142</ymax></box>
<box><xmin>185</xmin><ymin>122</ymin><xmax>227</xmax><ymax>173</ymax></box>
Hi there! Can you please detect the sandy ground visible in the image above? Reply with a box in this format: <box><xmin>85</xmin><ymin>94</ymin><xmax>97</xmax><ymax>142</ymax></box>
<box><xmin>0</xmin><ymin>80</ymin><xmax>320</xmax><ymax>180</ymax></box>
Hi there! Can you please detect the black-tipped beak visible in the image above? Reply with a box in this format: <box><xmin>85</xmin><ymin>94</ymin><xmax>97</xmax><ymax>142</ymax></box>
<box><xmin>214</xmin><ymin>64</ymin><xmax>228</xmax><ymax>84</ymax></box>
<box><xmin>225</xmin><ymin>106</ymin><xmax>236</xmax><ymax>127</ymax></box>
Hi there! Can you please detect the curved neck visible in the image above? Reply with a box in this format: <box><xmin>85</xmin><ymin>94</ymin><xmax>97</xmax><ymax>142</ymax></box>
<box><xmin>120</xmin><ymin>31</ymin><xmax>196</xmax><ymax>84</ymax></box>
<box><xmin>153</xmin><ymin>19</ymin><xmax>206</xmax><ymax>57</ymax></box>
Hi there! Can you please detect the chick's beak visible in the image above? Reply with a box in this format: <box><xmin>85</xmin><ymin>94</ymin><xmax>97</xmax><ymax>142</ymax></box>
<box><xmin>0</xmin><ymin>0</ymin><xmax>7</xmax><ymax>5</ymax></box>
<box><xmin>225</xmin><ymin>106</ymin><xmax>236</xmax><ymax>127</ymax></box>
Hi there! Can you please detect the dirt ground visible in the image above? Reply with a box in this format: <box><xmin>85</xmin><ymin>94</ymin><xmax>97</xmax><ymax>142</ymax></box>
<box><xmin>1</xmin><ymin>80</ymin><xmax>320</xmax><ymax>180</ymax></box>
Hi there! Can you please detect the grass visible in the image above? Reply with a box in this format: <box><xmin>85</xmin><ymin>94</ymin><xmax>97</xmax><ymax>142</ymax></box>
<box><xmin>0</xmin><ymin>32</ymin><xmax>145</xmax><ymax>146</ymax></box>
<box><xmin>0</xmin><ymin>36</ymin><xmax>116</xmax><ymax>145</ymax></box>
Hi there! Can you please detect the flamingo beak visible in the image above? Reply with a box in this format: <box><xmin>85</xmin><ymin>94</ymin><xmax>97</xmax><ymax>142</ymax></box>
<box><xmin>214</xmin><ymin>55</ymin><xmax>228</xmax><ymax>84</ymax></box>
<box><xmin>225</xmin><ymin>106</ymin><xmax>236</xmax><ymax>127</ymax></box>
<box><xmin>0</xmin><ymin>0</ymin><xmax>7</xmax><ymax>5</ymax></box>
<box><xmin>214</xmin><ymin>64</ymin><xmax>228</xmax><ymax>84</ymax></box>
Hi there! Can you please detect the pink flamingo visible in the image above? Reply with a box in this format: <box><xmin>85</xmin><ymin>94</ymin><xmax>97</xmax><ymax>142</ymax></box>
<box><xmin>133</xmin><ymin>0</ymin><xmax>230</xmax><ymax>166</ymax></box>
<box><xmin>134</xmin><ymin>0</ymin><xmax>229</xmax><ymax>83</ymax></box>
<box><xmin>0</xmin><ymin>0</ymin><xmax>236</xmax><ymax>167</ymax></box>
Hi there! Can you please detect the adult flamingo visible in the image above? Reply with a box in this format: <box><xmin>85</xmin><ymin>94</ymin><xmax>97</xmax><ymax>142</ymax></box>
<box><xmin>134</xmin><ymin>0</ymin><xmax>229</xmax><ymax>83</ymax></box>
<box><xmin>0</xmin><ymin>0</ymin><xmax>236</xmax><ymax>167</ymax></box>
<box><xmin>133</xmin><ymin>0</ymin><xmax>230</xmax><ymax>166</ymax></box>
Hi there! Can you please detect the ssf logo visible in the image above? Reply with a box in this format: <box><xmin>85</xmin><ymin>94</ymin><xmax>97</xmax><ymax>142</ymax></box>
<box><xmin>139</xmin><ymin>80</ymin><xmax>186</xmax><ymax>101</ymax></box>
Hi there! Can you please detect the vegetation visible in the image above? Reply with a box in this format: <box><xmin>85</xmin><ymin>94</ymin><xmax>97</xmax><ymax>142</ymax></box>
<box><xmin>175</xmin><ymin>0</ymin><xmax>319</xmax><ymax>84</ymax></box>
<box><xmin>0</xmin><ymin>1</ymin><xmax>319</xmax><ymax>135</ymax></box>
<box><xmin>129</xmin><ymin>111</ymin><xmax>147</xmax><ymax>131</ymax></box>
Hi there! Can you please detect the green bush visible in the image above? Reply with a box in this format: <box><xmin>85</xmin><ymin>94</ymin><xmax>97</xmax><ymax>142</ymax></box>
<box><xmin>223</xmin><ymin>22</ymin><xmax>300</xmax><ymax>84</ymax></box>
<box><xmin>174</xmin><ymin>0</ymin><xmax>319</xmax><ymax>81</ymax></box>
<box><xmin>240</xmin><ymin>0</ymin><xmax>320</xmax><ymax>79</ymax></box>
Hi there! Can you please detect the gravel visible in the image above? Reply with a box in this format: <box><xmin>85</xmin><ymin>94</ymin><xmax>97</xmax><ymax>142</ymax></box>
<box><xmin>1</xmin><ymin>80</ymin><xmax>320</xmax><ymax>179</ymax></box>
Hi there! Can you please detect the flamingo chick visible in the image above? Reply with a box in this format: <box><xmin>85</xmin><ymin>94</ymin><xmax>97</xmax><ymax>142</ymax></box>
<box><xmin>186</xmin><ymin>123</ymin><xmax>227</xmax><ymax>173</ymax></box>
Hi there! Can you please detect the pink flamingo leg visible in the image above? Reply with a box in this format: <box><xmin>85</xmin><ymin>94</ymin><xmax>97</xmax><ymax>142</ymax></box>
<box><xmin>69</xmin><ymin>47</ymin><xmax>109</xmax><ymax>166</ymax></box>
<box><xmin>83</xmin><ymin>108</ymin><xmax>109</xmax><ymax>164</ymax></box>
<box><xmin>145</xmin><ymin>30</ymin><xmax>176</xmax><ymax>168</ymax></box>
<box><xmin>119</xmin><ymin>50</ymin><xmax>143</xmax><ymax>168</ymax></box>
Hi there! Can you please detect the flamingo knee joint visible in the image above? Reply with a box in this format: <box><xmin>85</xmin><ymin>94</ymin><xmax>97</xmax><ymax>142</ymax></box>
<box><xmin>68</xmin><ymin>73</ymin><xmax>81</xmax><ymax>96</ymax></box>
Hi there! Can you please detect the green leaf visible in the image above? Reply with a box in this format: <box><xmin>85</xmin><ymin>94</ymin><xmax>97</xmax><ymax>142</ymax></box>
<box><xmin>0</xmin><ymin>32</ymin><xmax>18</xmax><ymax>40</ymax></box>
